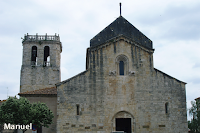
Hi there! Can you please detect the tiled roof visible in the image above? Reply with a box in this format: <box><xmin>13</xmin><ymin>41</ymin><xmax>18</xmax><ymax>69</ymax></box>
<box><xmin>18</xmin><ymin>87</ymin><xmax>57</xmax><ymax>95</ymax></box>
<box><xmin>0</xmin><ymin>100</ymin><xmax>6</xmax><ymax>103</ymax></box>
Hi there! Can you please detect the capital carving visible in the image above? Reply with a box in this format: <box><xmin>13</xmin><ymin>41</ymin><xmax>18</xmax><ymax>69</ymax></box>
<box><xmin>109</xmin><ymin>70</ymin><xmax>116</xmax><ymax>76</ymax></box>
<box><xmin>129</xmin><ymin>71</ymin><xmax>135</xmax><ymax>76</ymax></box>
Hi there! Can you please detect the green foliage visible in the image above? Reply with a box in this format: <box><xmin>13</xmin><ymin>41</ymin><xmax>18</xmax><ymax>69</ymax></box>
<box><xmin>0</xmin><ymin>97</ymin><xmax>54</xmax><ymax>132</ymax></box>
<box><xmin>188</xmin><ymin>100</ymin><xmax>200</xmax><ymax>133</ymax></box>
<box><xmin>30</xmin><ymin>102</ymin><xmax>54</xmax><ymax>128</ymax></box>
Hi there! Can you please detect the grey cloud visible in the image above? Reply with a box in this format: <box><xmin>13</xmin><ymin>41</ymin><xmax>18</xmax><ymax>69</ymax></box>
<box><xmin>134</xmin><ymin>3</ymin><xmax>200</xmax><ymax>41</ymax></box>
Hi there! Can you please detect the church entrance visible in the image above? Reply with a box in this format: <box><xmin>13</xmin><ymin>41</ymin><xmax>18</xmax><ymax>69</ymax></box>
<box><xmin>116</xmin><ymin>118</ymin><xmax>132</xmax><ymax>133</ymax></box>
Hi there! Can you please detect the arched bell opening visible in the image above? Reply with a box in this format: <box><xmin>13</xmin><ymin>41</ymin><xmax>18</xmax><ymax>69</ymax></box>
<box><xmin>44</xmin><ymin>46</ymin><xmax>50</xmax><ymax>66</ymax></box>
<box><xmin>31</xmin><ymin>46</ymin><xmax>37</xmax><ymax>66</ymax></box>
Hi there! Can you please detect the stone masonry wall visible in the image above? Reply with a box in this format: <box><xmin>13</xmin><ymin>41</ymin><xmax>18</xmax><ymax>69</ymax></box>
<box><xmin>57</xmin><ymin>36</ymin><xmax>187</xmax><ymax>133</ymax></box>
<box><xmin>20</xmin><ymin>41</ymin><xmax>61</xmax><ymax>92</ymax></box>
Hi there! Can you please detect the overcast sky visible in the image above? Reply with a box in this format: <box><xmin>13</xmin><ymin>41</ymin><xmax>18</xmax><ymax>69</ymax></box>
<box><xmin>0</xmin><ymin>0</ymin><xmax>200</xmax><ymax>120</ymax></box>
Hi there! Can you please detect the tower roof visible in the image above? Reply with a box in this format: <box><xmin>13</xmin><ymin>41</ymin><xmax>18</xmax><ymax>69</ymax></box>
<box><xmin>90</xmin><ymin>16</ymin><xmax>153</xmax><ymax>49</ymax></box>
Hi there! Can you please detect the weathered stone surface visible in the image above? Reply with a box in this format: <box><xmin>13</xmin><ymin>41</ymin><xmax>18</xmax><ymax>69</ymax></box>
<box><xmin>18</xmin><ymin>18</ymin><xmax>187</xmax><ymax>133</ymax></box>
<box><xmin>56</xmin><ymin>35</ymin><xmax>187</xmax><ymax>133</ymax></box>
<box><xmin>18</xmin><ymin>35</ymin><xmax>61</xmax><ymax>133</ymax></box>
<box><xmin>20</xmin><ymin>37</ymin><xmax>62</xmax><ymax>92</ymax></box>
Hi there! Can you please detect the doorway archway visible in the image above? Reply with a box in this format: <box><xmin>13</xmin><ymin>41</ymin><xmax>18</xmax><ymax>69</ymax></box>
<box><xmin>111</xmin><ymin>111</ymin><xmax>135</xmax><ymax>133</ymax></box>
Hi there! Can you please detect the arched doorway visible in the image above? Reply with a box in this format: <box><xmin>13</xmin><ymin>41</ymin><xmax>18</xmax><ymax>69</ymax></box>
<box><xmin>111</xmin><ymin>111</ymin><xmax>135</xmax><ymax>133</ymax></box>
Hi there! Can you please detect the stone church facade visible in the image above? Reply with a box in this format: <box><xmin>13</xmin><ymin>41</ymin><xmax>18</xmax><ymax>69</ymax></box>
<box><xmin>18</xmin><ymin>15</ymin><xmax>187</xmax><ymax>133</ymax></box>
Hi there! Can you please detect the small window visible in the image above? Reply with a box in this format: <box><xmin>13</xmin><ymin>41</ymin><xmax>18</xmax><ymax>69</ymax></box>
<box><xmin>116</xmin><ymin>54</ymin><xmax>129</xmax><ymax>75</ymax></box>
<box><xmin>76</xmin><ymin>104</ymin><xmax>80</xmax><ymax>115</ymax></box>
<box><xmin>31</xmin><ymin>46</ymin><xmax>37</xmax><ymax>66</ymax></box>
<box><xmin>119</xmin><ymin>61</ymin><xmax>124</xmax><ymax>75</ymax></box>
<box><xmin>44</xmin><ymin>46</ymin><xmax>50</xmax><ymax>66</ymax></box>
<box><xmin>165</xmin><ymin>102</ymin><xmax>169</xmax><ymax>114</ymax></box>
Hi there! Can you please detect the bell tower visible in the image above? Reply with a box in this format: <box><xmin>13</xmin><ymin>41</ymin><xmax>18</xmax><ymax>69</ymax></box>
<box><xmin>20</xmin><ymin>33</ymin><xmax>62</xmax><ymax>93</ymax></box>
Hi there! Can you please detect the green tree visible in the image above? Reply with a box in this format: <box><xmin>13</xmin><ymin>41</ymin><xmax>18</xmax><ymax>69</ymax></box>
<box><xmin>188</xmin><ymin>100</ymin><xmax>200</xmax><ymax>133</ymax></box>
<box><xmin>0</xmin><ymin>97</ymin><xmax>54</xmax><ymax>133</ymax></box>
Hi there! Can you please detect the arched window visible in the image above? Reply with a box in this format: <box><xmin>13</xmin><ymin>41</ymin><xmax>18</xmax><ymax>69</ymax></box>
<box><xmin>165</xmin><ymin>102</ymin><xmax>169</xmax><ymax>114</ymax></box>
<box><xmin>31</xmin><ymin>46</ymin><xmax>37</xmax><ymax>66</ymax></box>
<box><xmin>116</xmin><ymin>55</ymin><xmax>129</xmax><ymax>75</ymax></box>
<box><xmin>44</xmin><ymin>46</ymin><xmax>50</xmax><ymax>66</ymax></box>
<box><xmin>119</xmin><ymin>61</ymin><xmax>124</xmax><ymax>75</ymax></box>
